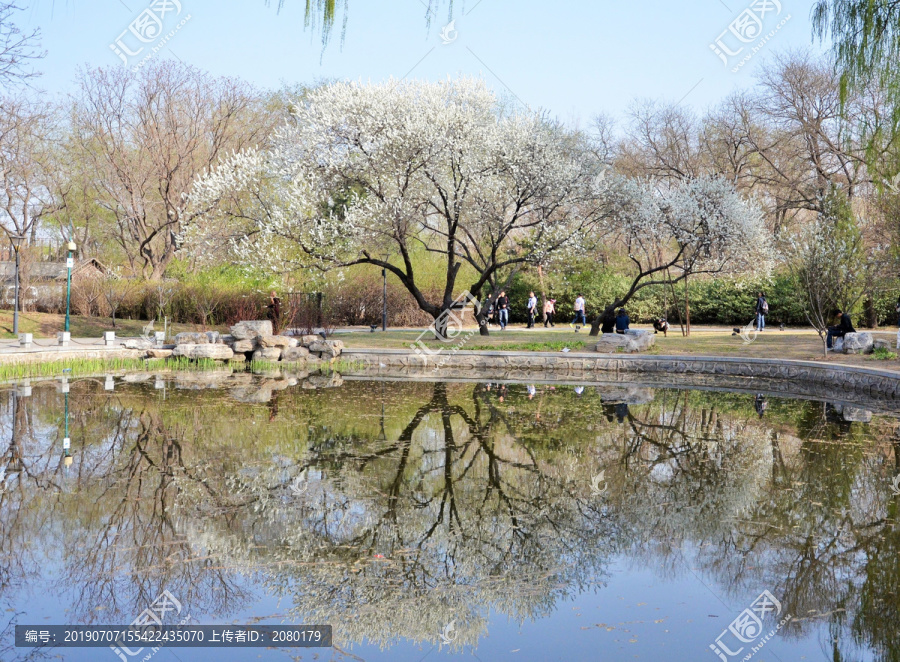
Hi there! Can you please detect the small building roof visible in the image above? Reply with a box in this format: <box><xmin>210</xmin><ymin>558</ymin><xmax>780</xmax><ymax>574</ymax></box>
<box><xmin>0</xmin><ymin>258</ymin><xmax>114</xmax><ymax>281</ymax></box>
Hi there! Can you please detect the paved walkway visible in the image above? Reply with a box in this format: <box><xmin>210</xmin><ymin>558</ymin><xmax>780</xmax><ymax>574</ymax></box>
<box><xmin>0</xmin><ymin>336</ymin><xmax>141</xmax><ymax>355</ymax></box>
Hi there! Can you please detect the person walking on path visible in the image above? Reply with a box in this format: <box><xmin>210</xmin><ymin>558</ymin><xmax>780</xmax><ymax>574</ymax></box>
<box><xmin>755</xmin><ymin>292</ymin><xmax>768</xmax><ymax>332</ymax></box>
<box><xmin>543</xmin><ymin>298</ymin><xmax>556</xmax><ymax>327</ymax></box>
<box><xmin>570</xmin><ymin>294</ymin><xmax>586</xmax><ymax>329</ymax></box>
<box><xmin>267</xmin><ymin>291</ymin><xmax>282</xmax><ymax>334</ymax></box>
<box><xmin>496</xmin><ymin>291</ymin><xmax>509</xmax><ymax>330</ymax></box>
<box><xmin>526</xmin><ymin>292</ymin><xmax>538</xmax><ymax>328</ymax></box>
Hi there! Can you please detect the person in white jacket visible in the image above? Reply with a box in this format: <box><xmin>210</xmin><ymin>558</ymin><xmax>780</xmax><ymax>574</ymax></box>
<box><xmin>526</xmin><ymin>292</ymin><xmax>538</xmax><ymax>328</ymax></box>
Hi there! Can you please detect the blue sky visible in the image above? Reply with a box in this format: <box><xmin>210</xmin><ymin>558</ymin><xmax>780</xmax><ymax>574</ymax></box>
<box><xmin>20</xmin><ymin>0</ymin><xmax>828</xmax><ymax>125</ymax></box>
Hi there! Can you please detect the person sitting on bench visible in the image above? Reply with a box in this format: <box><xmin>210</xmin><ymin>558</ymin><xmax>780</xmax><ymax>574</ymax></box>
<box><xmin>826</xmin><ymin>310</ymin><xmax>855</xmax><ymax>350</ymax></box>
<box><xmin>615</xmin><ymin>308</ymin><xmax>630</xmax><ymax>334</ymax></box>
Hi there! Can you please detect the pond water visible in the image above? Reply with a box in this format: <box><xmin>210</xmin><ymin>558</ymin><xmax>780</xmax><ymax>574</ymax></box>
<box><xmin>1</xmin><ymin>371</ymin><xmax>899</xmax><ymax>662</ymax></box>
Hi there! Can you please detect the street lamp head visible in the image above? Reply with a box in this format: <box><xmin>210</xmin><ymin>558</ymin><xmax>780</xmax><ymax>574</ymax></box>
<box><xmin>10</xmin><ymin>235</ymin><xmax>24</xmax><ymax>250</ymax></box>
<box><xmin>67</xmin><ymin>241</ymin><xmax>76</xmax><ymax>252</ymax></box>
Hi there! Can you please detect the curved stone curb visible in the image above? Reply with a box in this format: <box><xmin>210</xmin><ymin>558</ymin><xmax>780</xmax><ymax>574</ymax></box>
<box><xmin>343</xmin><ymin>349</ymin><xmax>900</xmax><ymax>411</ymax></box>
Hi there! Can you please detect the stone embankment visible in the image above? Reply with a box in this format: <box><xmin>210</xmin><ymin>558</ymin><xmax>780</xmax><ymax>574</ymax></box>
<box><xmin>342</xmin><ymin>348</ymin><xmax>900</xmax><ymax>412</ymax></box>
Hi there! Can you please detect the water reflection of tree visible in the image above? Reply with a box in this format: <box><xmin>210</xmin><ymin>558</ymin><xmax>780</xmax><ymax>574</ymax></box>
<box><xmin>2</xmin><ymin>380</ymin><xmax>900</xmax><ymax>659</ymax></box>
<box><xmin>0</xmin><ymin>382</ymin><xmax>253</xmax><ymax>627</ymax></box>
<box><xmin>190</xmin><ymin>382</ymin><xmax>617</xmax><ymax>649</ymax></box>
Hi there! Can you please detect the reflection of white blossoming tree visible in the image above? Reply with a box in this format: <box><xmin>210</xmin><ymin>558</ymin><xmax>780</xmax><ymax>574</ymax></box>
<box><xmin>182</xmin><ymin>382</ymin><xmax>617</xmax><ymax>650</ymax></box>
<box><xmin>187</xmin><ymin>78</ymin><xmax>608</xmax><ymax>336</ymax></box>
<box><xmin>5</xmin><ymin>380</ymin><xmax>900</xmax><ymax>660</ymax></box>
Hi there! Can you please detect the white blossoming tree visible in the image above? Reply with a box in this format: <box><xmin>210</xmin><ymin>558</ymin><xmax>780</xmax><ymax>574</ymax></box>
<box><xmin>186</xmin><ymin>78</ymin><xmax>605</xmax><ymax>336</ymax></box>
<box><xmin>587</xmin><ymin>176</ymin><xmax>771</xmax><ymax>336</ymax></box>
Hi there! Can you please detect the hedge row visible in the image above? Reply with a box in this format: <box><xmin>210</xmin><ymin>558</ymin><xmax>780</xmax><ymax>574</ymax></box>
<box><xmin>502</xmin><ymin>271</ymin><xmax>899</xmax><ymax>328</ymax></box>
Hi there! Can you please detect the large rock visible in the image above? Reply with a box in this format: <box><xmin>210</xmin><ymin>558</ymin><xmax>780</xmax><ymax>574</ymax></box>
<box><xmin>624</xmin><ymin>329</ymin><xmax>656</xmax><ymax>351</ymax></box>
<box><xmin>258</xmin><ymin>335</ymin><xmax>298</xmax><ymax>348</ymax></box>
<box><xmin>173</xmin><ymin>370</ymin><xmax>234</xmax><ymax>389</ymax></box>
<box><xmin>841</xmin><ymin>405</ymin><xmax>873</xmax><ymax>423</ymax></box>
<box><xmin>124</xmin><ymin>338</ymin><xmax>153</xmax><ymax>350</ymax></box>
<box><xmin>267</xmin><ymin>378</ymin><xmax>292</xmax><ymax>392</ymax></box>
<box><xmin>205</xmin><ymin>331</ymin><xmax>220</xmax><ymax>344</ymax></box>
<box><xmin>282</xmin><ymin>346</ymin><xmax>310</xmax><ymax>362</ymax></box>
<box><xmin>252</xmin><ymin>347</ymin><xmax>282</xmax><ymax>362</ymax></box>
<box><xmin>309</xmin><ymin>339</ymin><xmax>344</xmax><ymax>358</ymax></box>
<box><xmin>228</xmin><ymin>353</ymin><xmax>247</xmax><ymax>363</ymax></box>
<box><xmin>300</xmin><ymin>335</ymin><xmax>322</xmax><ymax>347</ymax></box>
<box><xmin>230</xmin><ymin>320</ymin><xmax>273</xmax><ymax>340</ymax></box>
<box><xmin>219</xmin><ymin>334</ymin><xmax>235</xmax><ymax>346</ymax></box>
<box><xmin>596</xmin><ymin>386</ymin><xmax>655</xmax><ymax>405</ymax></box>
<box><xmin>172</xmin><ymin>344</ymin><xmax>234</xmax><ymax>360</ymax></box>
<box><xmin>842</xmin><ymin>332</ymin><xmax>874</xmax><ymax>355</ymax></box>
<box><xmin>174</xmin><ymin>332</ymin><xmax>209</xmax><ymax>345</ymax></box>
<box><xmin>232</xmin><ymin>339</ymin><xmax>256</xmax><ymax>353</ymax></box>
<box><xmin>230</xmin><ymin>386</ymin><xmax>273</xmax><ymax>404</ymax></box>
<box><xmin>874</xmin><ymin>338</ymin><xmax>892</xmax><ymax>350</ymax></box>
<box><xmin>145</xmin><ymin>348</ymin><xmax>173</xmax><ymax>359</ymax></box>
<box><xmin>302</xmin><ymin>372</ymin><xmax>344</xmax><ymax>389</ymax></box>
<box><xmin>594</xmin><ymin>333</ymin><xmax>638</xmax><ymax>353</ymax></box>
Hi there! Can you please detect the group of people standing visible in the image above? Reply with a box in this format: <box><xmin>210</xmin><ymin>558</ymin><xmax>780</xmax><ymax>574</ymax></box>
<box><xmin>491</xmin><ymin>291</ymin><xmax>592</xmax><ymax>330</ymax></box>
<box><xmin>490</xmin><ymin>292</ymin><xmax>638</xmax><ymax>333</ymax></box>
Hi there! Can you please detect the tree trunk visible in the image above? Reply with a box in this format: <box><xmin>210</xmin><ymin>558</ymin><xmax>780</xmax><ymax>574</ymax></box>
<box><xmin>668</xmin><ymin>276</ymin><xmax>685</xmax><ymax>336</ymax></box>
<box><xmin>589</xmin><ymin>301</ymin><xmax>620</xmax><ymax>336</ymax></box>
<box><xmin>864</xmin><ymin>296</ymin><xmax>877</xmax><ymax>329</ymax></box>
<box><xmin>477</xmin><ymin>307</ymin><xmax>490</xmax><ymax>336</ymax></box>
<box><xmin>683</xmin><ymin>271</ymin><xmax>691</xmax><ymax>337</ymax></box>
<box><xmin>537</xmin><ymin>264</ymin><xmax>547</xmax><ymax>329</ymax></box>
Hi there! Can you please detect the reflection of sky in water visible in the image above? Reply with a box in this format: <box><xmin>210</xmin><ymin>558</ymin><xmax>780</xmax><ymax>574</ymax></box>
<box><xmin>0</xmin><ymin>377</ymin><xmax>895</xmax><ymax>661</ymax></box>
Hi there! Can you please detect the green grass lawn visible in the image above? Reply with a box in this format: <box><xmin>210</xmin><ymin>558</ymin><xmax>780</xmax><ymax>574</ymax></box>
<box><xmin>5</xmin><ymin>310</ymin><xmax>899</xmax><ymax>373</ymax></box>
<box><xmin>0</xmin><ymin>310</ymin><xmax>225</xmax><ymax>340</ymax></box>
<box><xmin>338</xmin><ymin>324</ymin><xmax>900</xmax><ymax>370</ymax></box>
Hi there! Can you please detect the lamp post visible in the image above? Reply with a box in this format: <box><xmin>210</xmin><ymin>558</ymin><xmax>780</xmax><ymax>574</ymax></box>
<box><xmin>64</xmin><ymin>241</ymin><xmax>76</xmax><ymax>333</ymax></box>
<box><xmin>62</xmin><ymin>377</ymin><xmax>72</xmax><ymax>475</ymax></box>
<box><xmin>382</xmin><ymin>268</ymin><xmax>387</xmax><ymax>331</ymax></box>
<box><xmin>9</xmin><ymin>234</ymin><xmax>23</xmax><ymax>335</ymax></box>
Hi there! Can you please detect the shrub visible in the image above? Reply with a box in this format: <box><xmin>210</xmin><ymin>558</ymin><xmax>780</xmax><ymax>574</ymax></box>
<box><xmin>871</xmin><ymin>347</ymin><xmax>897</xmax><ymax>360</ymax></box>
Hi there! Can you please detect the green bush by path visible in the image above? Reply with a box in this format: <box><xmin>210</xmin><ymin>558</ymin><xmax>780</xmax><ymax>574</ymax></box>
<box><xmin>501</xmin><ymin>264</ymin><xmax>897</xmax><ymax>328</ymax></box>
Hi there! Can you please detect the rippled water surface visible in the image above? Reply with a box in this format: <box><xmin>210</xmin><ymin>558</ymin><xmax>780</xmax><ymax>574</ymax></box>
<box><xmin>1</xmin><ymin>370</ymin><xmax>899</xmax><ymax>661</ymax></box>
